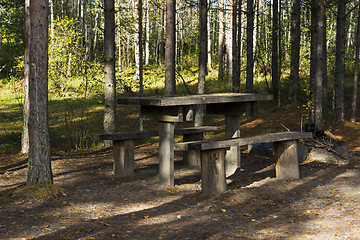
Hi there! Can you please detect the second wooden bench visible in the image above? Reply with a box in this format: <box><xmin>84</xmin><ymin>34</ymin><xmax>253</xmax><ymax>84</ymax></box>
<box><xmin>98</xmin><ymin>126</ymin><xmax>218</xmax><ymax>176</ymax></box>
<box><xmin>174</xmin><ymin>131</ymin><xmax>313</xmax><ymax>195</ymax></box>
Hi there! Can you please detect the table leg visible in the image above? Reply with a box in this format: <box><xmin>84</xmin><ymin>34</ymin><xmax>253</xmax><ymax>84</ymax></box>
<box><xmin>225</xmin><ymin>115</ymin><xmax>241</xmax><ymax>176</ymax></box>
<box><xmin>159</xmin><ymin>121</ymin><xmax>175</xmax><ymax>187</ymax></box>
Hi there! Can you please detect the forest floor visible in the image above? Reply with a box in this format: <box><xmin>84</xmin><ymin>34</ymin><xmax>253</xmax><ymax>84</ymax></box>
<box><xmin>1</xmin><ymin>104</ymin><xmax>360</xmax><ymax>239</ymax></box>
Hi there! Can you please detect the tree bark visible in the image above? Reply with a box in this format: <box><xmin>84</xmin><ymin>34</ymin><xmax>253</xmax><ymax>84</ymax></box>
<box><xmin>22</xmin><ymin>0</ymin><xmax>30</xmax><ymax>155</ymax></box>
<box><xmin>27</xmin><ymin>0</ymin><xmax>53</xmax><ymax>184</ymax></box>
<box><xmin>145</xmin><ymin>0</ymin><xmax>150</xmax><ymax>65</ymax></box>
<box><xmin>351</xmin><ymin>3</ymin><xmax>360</xmax><ymax>122</ymax></box>
<box><xmin>134</xmin><ymin>0</ymin><xmax>144</xmax><ymax>95</ymax></box>
<box><xmin>207</xmin><ymin>0</ymin><xmax>212</xmax><ymax>72</ymax></box>
<box><xmin>165</xmin><ymin>0</ymin><xmax>176</xmax><ymax>96</ymax></box>
<box><xmin>289</xmin><ymin>0</ymin><xmax>300</xmax><ymax>104</ymax></box>
<box><xmin>232</xmin><ymin>0</ymin><xmax>240</xmax><ymax>92</ymax></box>
<box><xmin>313</xmin><ymin>0</ymin><xmax>325</xmax><ymax>130</ymax></box>
<box><xmin>218</xmin><ymin>0</ymin><xmax>225</xmax><ymax>81</ymax></box>
<box><xmin>225</xmin><ymin>0</ymin><xmax>233</xmax><ymax>80</ymax></box>
<box><xmin>104</xmin><ymin>0</ymin><xmax>117</xmax><ymax>147</ymax></box>
<box><xmin>334</xmin><ymin>0</ymin><xmax>346</xmax><ymax>121</ymax></box>
<box><xmin>246</xmin><ymin>0</ymin><xmax>254</xmax><ymax>93</ymax></box>
<box><xmin>272</xmin><ymin>0</ymin><xmax>279</xmax><ymax>105</ymax></box>
<box><xmin>196</xmin><ymin>0</ymin><xmax>208</xmax><ymax>127</ymax></box>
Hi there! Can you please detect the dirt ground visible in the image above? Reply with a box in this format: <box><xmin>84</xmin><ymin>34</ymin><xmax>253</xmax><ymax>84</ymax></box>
<box><xmin>1</xmin><ymin>141</ymin><xmax>360</xmax><ymax>239</ymax></box>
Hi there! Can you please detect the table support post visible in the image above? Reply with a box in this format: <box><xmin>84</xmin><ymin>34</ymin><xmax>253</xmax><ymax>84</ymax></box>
<box><xmin>159</xmin><ymin>121</ymin><xmax>175</xmax><ymax>186</ymax></box>
<box><xmin>225</xmin><ymin>115</ymin><xmax>241</xmax><ymax>176</ymax></box>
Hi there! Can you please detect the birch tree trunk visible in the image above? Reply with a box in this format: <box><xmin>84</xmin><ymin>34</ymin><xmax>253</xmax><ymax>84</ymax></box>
<box><xmin>165</xmin><ymin>0</ymin><xmax>176</xmax><ymax>96</ymax></box>
<box><xmin>351</xmin><ymin>4</ymin><xmax>360</xmax><ymax>122</ymax></box>
<box><xmin>104</xmin><ymin>0</ymin><xmax>117</xmax><ymax>147</ymax></box>
<box><xmin>27</xmin><ymin>0</ymin><xmax>53</xmax><ymax>184</ymax></box>
<box><xmin>207</xmin><ymin>0</ymin><xmax>212</xmax><ymax>72</ymax></box>
<box><xmin>334</xmin><ymin>0</ymin><xmax>346</xmax><ymax>121</ymax></box>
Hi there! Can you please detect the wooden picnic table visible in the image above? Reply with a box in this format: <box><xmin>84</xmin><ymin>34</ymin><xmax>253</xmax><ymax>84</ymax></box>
<box><xmin>118</xmin><ymin>93</ymin><xmax>273</xmax><ymax>187</ymax></box>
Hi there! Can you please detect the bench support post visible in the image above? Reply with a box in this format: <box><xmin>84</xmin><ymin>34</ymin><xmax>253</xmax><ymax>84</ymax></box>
<box><xmin>225</xmin><ymin>115</ymin><xmax>241</xmax><ymax>176</ymax></box>
<box><xmin>182</xmin><ymin>133</ymin><xmax>203</xmax><ymax>167</ymax></box>
<box><xmin>113</xmin><ymin>140</ymin><xmax>135</xmax><ymax>176</ymax></box>
<box><xmin>201</xmin><ymin>149</ymin><xmax>227</xmax><ymax>195</ymax></box>
<box><xmin>274</xmin><ymin>140</ymin><xmax>300</xmax><ymax>179</ymax></box>
<box><xmin>159</xmin><ymin>121</ymin><xmax>175</xmax><ymax>187</ymax></box>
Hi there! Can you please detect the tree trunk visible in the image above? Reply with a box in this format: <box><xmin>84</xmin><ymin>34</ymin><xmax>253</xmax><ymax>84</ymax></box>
<box><xmin>27</xmin><ymin>0</ymin><xmax>53</xmax><ymax>184</ymax></box>
<box><xmin>104</xmin><ymin>0</ymin><xmax>117</xmax><ymax>147</ymax></box>
<box><xmin>145</xmin><ymin>0</ymin><xmax>150</xmax><ymax>65</ymax></box>
<box><xmin>134</xmin><ymin>0</ymin><xmax>143</xmax><ymax>95</ymax></box>
<box><xmin>232</xmin><ymin>0</ymin><xmax>240</xmax><ymax>92</ymax></box>
<box><xmin>218</xmin><ymin>0</ymin><xmax>225</xmax><ymax>81</ymax></box>
<box><xmin>195</xmin><ymin>0</ymin><xmax>207</xmax><ymax>127</ymax></box>
<box><xmin>207</xmin><ymin>0</ymin><xmax>212</xmax><ymax>72</ymax></box>
<box><xmin>313</xmin><ymin>0</ymin><xmax>325</xmax><ymax>130</ymax></box>
<box><xmin>272</xmin><ymin>0</ymin><xmax>279</xmax><ymax>105</ymax></box>
<box><xmin>289</xmin><ymin>0</ymin><xmax>300</xmax><ymax>104</ymax></box>
<box><xmin>351</xmin><ymin>3</ymin><xmax>360</xmax><ymax>122</ymax></box>
<box><xmin>22</xmin><ymin>0</ymin><xmax>31</xmax><ymax>155</ymax></box>
<box><xmin>334</xmin><ymin>0</ymin><xmax>346</xmax><ymax>121</ymax></box>
<box><xmin>165</xmin><ymin>0</ymin><xmax>176</xmax><ymax>96</ymax></box>
<box><xmin>246</xmin><ymin>0</ymin><xmax>254</xmax><ymax>93</ymax></box>
<box><xmin>225</xmin><ymin>0</ymin><xmax>233</xmax><ymax>80</ymax></box>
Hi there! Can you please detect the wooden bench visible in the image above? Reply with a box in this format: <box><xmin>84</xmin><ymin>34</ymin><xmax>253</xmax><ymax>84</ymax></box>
<box><xmin>98</xmin><ymin>126</ymin><xmax>218</xmax><ymax>176</ymax></box>
<box><xmin>174</xmin><ymin>132</ymin><xmax>313</xmax><ymax>195</ymax></box>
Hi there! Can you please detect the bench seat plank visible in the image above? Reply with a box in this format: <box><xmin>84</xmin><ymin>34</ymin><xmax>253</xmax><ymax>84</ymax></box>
<box><xmin>175</xmin><ymin>132</ymin><xmax>312</xmax><ymax>151</ymax></box>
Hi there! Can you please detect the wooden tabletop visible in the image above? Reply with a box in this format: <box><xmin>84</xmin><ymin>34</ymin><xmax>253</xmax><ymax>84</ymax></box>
<box><xmin>118</xmin><ymin>93</ymin><xmax>273</xmax><ymax>106</ymax></box>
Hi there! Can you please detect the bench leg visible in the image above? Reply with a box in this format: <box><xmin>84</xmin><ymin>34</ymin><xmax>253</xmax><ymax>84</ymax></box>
<box><xmin>225</xmin><ymin>115</ymin><xmax>241</xmax><ymax>176</ymax></box>
<box><xmin>201</xmin><ymin>149</ymin><xmax>227</xmax><ymax>195</ymax></box>
<box><xmin>113</xmin><ymin>140</ymin><xmax>135</xmax><ymax>177</ymax></box>
<box><xmin>182</xmin><ymin>133</ymin><xmax>203</xmax><ymax>167</ymax></box>
<box><xmin>159</xmin><ymin>121</ymin><xmax>175</xmax><ymax>187</ymax></box>
<box><xmin>274</xmin><ymin>140</ymin><xmax>300</xmax><ymax>180</ymax></box>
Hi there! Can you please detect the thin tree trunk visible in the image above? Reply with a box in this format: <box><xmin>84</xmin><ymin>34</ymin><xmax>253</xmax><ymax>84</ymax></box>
<box><xmin>313</xmin><ymin>0</ymin><xmax>325</xmax><ymax>130</ymax></box>
<box><xmin>165</xmin><ymin>0</ymin><xmax>176</xmax><ymax>96</ymax></box>
<box><xmin>104</xmin><ymin>0</ymin><xmax>117</xmax><ymax>147</ymax></box>
<box><xmin>196</xmin><ymin>0</ymin><xmax>208</xmax><ymax>127</ymax></box>
<box><xmin>246</xmin><ymin>0</ymin><xmax>254</xmax><ymax>93</ymax></box>
<box><xmin>49</xmin><ymin>0</ymin><xmax>54</xmax><ymax>38</ymax></box>
<box><xmin>207</xmin><ymin>0</ymin><xmax>212</xmax><ymax>72</ymax></box>
<box><xmin>334</xmin><ymin>0</ymin><xmax>346</xmax><ymax>121</ymax></box>
<box><xmin>272</xmin><ymin>0</ymin><xmax>279</xmax><ymax>105</ymax></box>
<box><xmin>218</xmin><ymin>0</ymin><xmax>225</xmax><ymax>81</ymax></box>
<box><xmin>351</xmin><ymin>3</ymin><xmax>360</xmax><ymax>122</ymax></box>
<box><xmin>226</xmin><ymin>0</ymin><xmax>233</xmax><ymax>80</ymax></box>
<box><xmin>27</xmin><ymin>0</ymin><xmax>53</xmax><ymax>184</ymax></box>
<box><xmin>232</xmin><ymin>0</ymin><xmax>240</xmax><ymax>92</ymax></box>
<box><xmin>145</xmin><ymin>0</ymin><xmax>150</xmax><ymax>65</ymax></box>
<box><xmin>22</xmin><ymin>0</ymin><xmax>31</xmax><ymax>155</ymax></box>
<box><xmin>134</xmin><ymin>0</ymin><xmax>143</xmax><ymax>95</ymax></box>
<box><xmin>290</xmin><ymin>0</ymin><xmax>300</xmax><ymax>104</ymax></box>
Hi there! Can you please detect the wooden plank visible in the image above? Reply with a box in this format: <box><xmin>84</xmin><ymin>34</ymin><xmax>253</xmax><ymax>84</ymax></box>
<box><xmin>118</xmin><ymin>93</ymin><xmax>273</xmax><ymax>107</ymax></box>
<box><xmin>99</xmin><ymin>130</ymin><xmax>158</xmax><ymax>141</ymax></box>
<box><xmin>159</xmin><ymin>121</ymin><xmax>175</xmax><ymax>187</ymax></box>
<box><xmin>274</xmin><ymin>140</ymin><xmax>300</xmax><ymax>179</ymax></box>
<box><xmin>99</xmin><ymin>126</ymin><xmax>217</xmax><ymax>141</ymax></box>
<box><xmin>201</xmin><ymin>149</ymin><xmax>227</xmax><ymax>195</ymax></box>
<box><xmin>175</xmin><ymin>132</ymin><xmax>313</xmax><ymax>151</ymax></box>
<box><xmin>225</xmin><ymin>115</ymin><xmax>241</xmax><ymax>176</ymax></box>
<box><xmin>113</xmin><ymin>140</ymin><xmax>135</xmax><ymax>177</ymax></box>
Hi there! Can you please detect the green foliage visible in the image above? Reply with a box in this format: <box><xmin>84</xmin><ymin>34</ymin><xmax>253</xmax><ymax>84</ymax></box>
<box><xmin>0</xmin><ymin>0</ymin><xmax>25</xmax><ymax>81</ymax></box>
